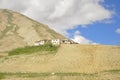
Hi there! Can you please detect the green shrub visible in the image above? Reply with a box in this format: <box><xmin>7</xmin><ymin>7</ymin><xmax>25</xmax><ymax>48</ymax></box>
<box><xmin>8</xmin><ymin>44</ymin><xmax>59</xmax><ymax>56</ymax></box>
<box><xmin>0</xmin><ymin>73</ymin><xmax>5</xmax><ymax>79</ymax></box>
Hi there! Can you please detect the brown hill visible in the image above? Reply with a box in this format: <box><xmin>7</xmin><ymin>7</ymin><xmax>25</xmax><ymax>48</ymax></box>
<box><xmin>0</xmin><ymin>9</ymin><xmax>65</xmax><ymax>52</ymax></box>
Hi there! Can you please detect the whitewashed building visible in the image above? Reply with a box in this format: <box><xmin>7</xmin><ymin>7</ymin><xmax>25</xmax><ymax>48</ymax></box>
<box><xmin>34</xmin><ymin>40</ymin><xmax>45</xmax><ymax>46</ymax></box>
<box><xmin>61</xmin><ymin>39</ymin><xmax>71</xmax><ymax>44</ymax></box>
<box><xmin>51</xmin><ymin>39</ymin><xmax>61</xmax><ymax>45</ymax></box>
<box><xmin>34</xmin><ymin>39</ymin><xmax>78</xmax><ymax>46</ymax></box>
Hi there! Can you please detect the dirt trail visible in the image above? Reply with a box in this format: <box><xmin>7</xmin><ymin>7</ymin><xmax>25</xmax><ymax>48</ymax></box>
<box><xmin>0</xmin><ymin>44</ymin><xmax>120</xmax><ymax>73</ymax></box>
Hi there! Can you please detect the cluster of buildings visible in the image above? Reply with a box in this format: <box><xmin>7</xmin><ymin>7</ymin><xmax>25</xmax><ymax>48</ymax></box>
<box><xmin>34</xmin><ymin>39</ymin><xmax>78</xmax><ymax>46</ymax></box>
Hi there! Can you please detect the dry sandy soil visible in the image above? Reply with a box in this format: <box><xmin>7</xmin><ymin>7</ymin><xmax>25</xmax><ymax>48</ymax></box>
<box><xmin>0</xmin><ymin>44</ymin><xmax>120</xmax><ymax>80</ymax></box>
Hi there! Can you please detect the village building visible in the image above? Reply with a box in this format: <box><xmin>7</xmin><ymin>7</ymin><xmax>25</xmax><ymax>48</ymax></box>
<box><xmin>70</xmin><ymin>40</ymin><xmax>78</xmax><ymax>44</ymax></box>
<box><xmin>61</xmin><ymin>39</ymin><xmax>71</xmax><ymax>44</ymax></box>
<box><xmin>51</xmin><ymin>39</ymin><xmax>61</xmax><ymax>45</ymax></box>
<box><xmin>34</xmin><ymin>40</ymin><xmax>45</xmax><ymax>46</ymax></box>
<box><xmin>34</xmin><ymin>39</ymin><xmax>78</xmax><ymax>46</ymax></box>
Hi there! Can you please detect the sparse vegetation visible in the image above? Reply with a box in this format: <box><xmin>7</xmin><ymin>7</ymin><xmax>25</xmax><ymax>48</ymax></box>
<box><xmin>0</xmin><ymin>72</ymin><xmax>94</xmax><ymax>79</ymax></box>
<box><xmin>0</xmin><ymin>70</ymin><xmax>120</xmax><ymax>79</ymax></box>
<box><xmin>103</xmin><ymin>69</ymin><xmax>120</xmax><ymax>73</ymax></box>
<box><xmin>0</xmin><ymin>73</ymin><xmax>5</xmax><ymax>79</ymax></box>
<box><xmin>0</xmin><ymin>72</ymin><xmax>53</xmax><ymax>79</ymax></box>
<box><xmin>8</xmin><ymin>44</ymin><xmax>59</xmax><ymax>56</ymax></box>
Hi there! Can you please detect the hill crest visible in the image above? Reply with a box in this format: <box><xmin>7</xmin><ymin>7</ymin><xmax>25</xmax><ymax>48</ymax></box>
<box><xmin>0</xmin><ymin>9</ymin><xmax>65</xmax><ymax>52</ymax></box>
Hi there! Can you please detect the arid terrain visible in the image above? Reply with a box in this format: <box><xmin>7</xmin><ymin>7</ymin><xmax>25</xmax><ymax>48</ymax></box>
<box><xmin>0</xmin><ymin>9</ymin><xmax>120</xmax><ymax>80</ymax></box>
<box><xmin>0</xmin><ymin>44</ymin><xmax>120</xmax><ymax>80</ymax></box>
<box><xmin>0</xmin><ymin>9</ymin><xmax>65</xmax><ymax>54</ymax></box>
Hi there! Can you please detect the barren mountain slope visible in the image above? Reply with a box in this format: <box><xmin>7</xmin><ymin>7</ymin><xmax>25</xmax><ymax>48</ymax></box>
<box><xmin>0</xmin><ymin>9</ymin><xmax>65</xmax><ymax>52</ymax></box>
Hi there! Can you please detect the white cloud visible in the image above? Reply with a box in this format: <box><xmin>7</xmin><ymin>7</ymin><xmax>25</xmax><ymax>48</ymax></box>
<box><xmin>72</xmin><ymin>35</ymin><xmax>92</xmax><ymax>44</ymax></box>
<box><xmin>75</xmin><ymin>30</ymin><xmax>81</xmax><ymax>35</ymax></box>
<box><xmin>0</xmin><ymin>0</ymin><xmax>113</xmax><ymax>35</ymax></box>
<box><xmin>0</xmin><ymin>0</ymin><xmax>29</xmax><ymax>12</ymax></box>
<box><xmin>48</xmin><ymin>0</ymin><xmax>74</xmax><ymax>19</ymax></box>
<box><xmin>116</xmin><ymin>28</ymin><xmax>120</xmax><ymax>34</ymax></box>
<box><xmin>72</xmin><ymin>31</ymin><xmax>98</xmax><ymax>44</ymax></box>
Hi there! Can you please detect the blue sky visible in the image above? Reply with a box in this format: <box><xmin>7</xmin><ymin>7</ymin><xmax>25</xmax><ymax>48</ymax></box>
<box><xmin>68</xmin><ymin>0</ymin><xmax>120</xmax><ymax>45</ymax></box>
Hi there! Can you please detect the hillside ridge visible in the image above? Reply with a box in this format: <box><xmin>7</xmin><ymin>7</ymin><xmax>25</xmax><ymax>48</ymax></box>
<box><xmin>0</xmin><ymin>9</ymin><xmax>65</xmax><ymax>52</ymax></box>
